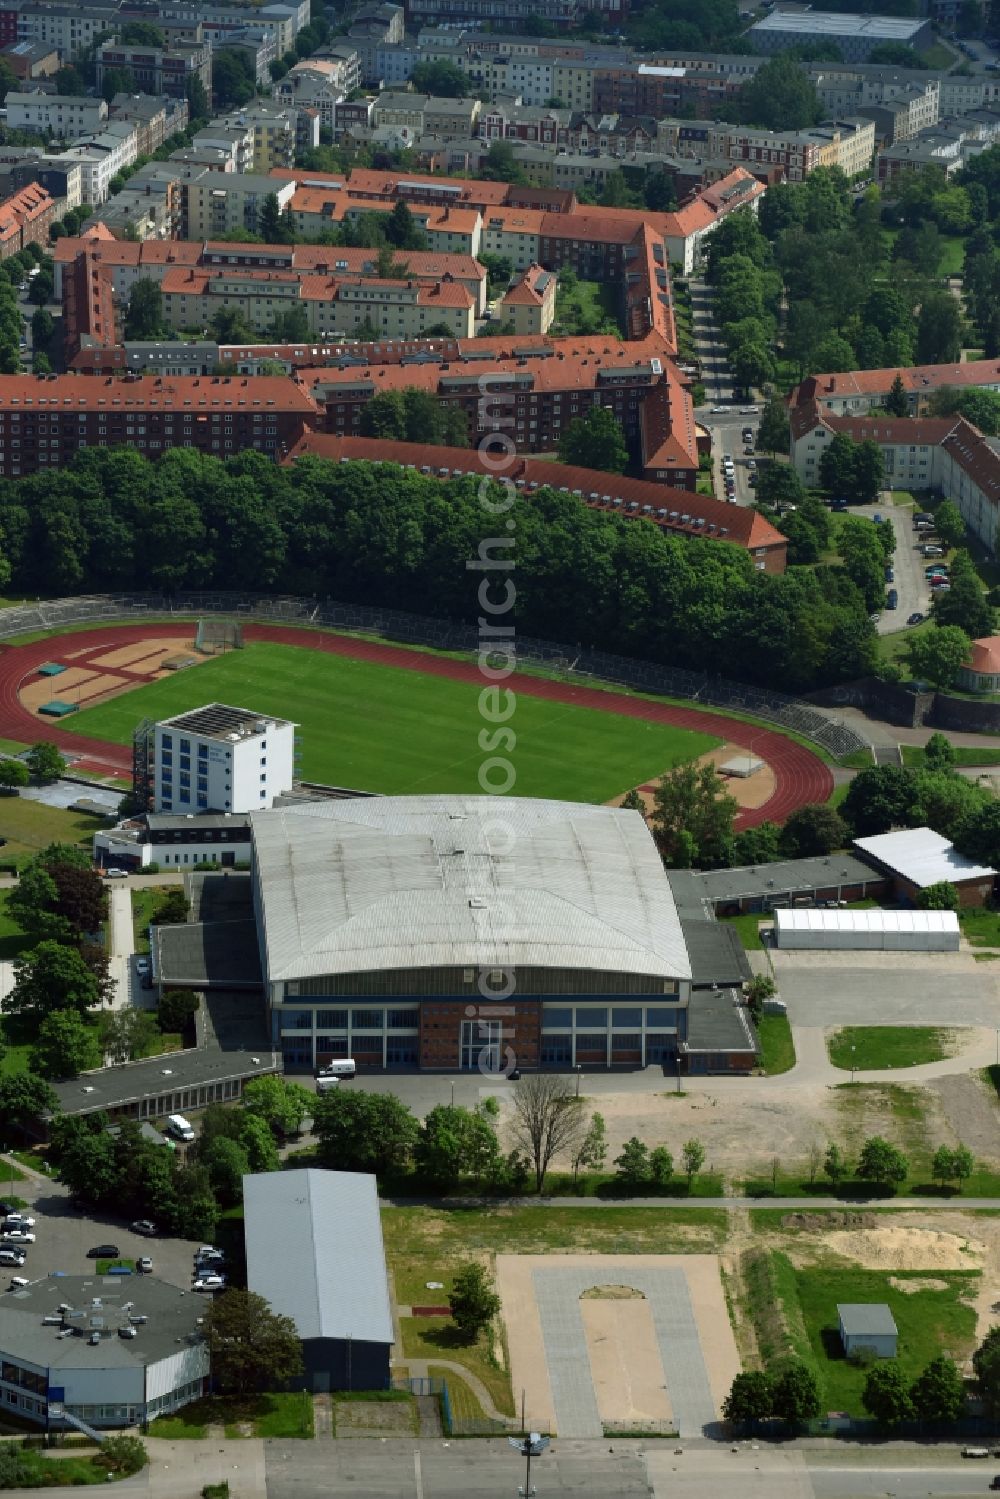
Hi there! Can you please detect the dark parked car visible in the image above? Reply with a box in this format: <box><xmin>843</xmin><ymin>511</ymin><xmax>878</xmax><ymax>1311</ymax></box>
<box><xmin>130</xmin><ymin>1220</ymin><xmax>157</xmax><ymax>1237</ymax></box>
<box><xmin>886</xmin><ymin>588</ymin><xmax>898</xmax><ymax>609</ymax></box>
<box><xmin>87</xmin><ymin>1244</ymin><xmax>120</xmax><ymax>1259</ymax></box>
<box><xmin>907</xmin><ymin>612</ymin><xmax>924</xmax><ymax>625</ymax></box>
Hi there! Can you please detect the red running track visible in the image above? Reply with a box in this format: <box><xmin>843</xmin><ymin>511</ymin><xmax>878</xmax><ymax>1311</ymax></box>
<box><xmin>0</xmin><ymin>622</ymin><xmax>833</xmax><ymax>826</ymax></box>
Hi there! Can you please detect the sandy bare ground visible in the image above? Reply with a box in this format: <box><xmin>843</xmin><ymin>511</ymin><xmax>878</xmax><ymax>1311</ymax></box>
<box><xmin>496</xmin><ymin>1253</ymin><xmax>739</xmax><ymax>1433</ymax></box>
<box><xmin>581</xmin><ymin>1299</ymin><xmax>673</xmax><ymax>1424</ymax></box>
<box><xmin>90</xmin><ymin>641</ymin><xmax>190</xmax><ymax>671</ymax></box>
<box><xmin>18</xmin><ymin>637</ymin><xmax>203</xmax><ymax>719</ymax></box>
<box><xmin>610</xmin><ymin>741</ymin><xmax>775</xmax><ymax>812</ymax></box>
<box><xmin>20</xmin><ymin>668</ymin><xmax>124</xmax><ymax>715</ymax></box>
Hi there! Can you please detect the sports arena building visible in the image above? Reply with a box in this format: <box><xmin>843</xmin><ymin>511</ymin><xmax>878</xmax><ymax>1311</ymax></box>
<box><xmin>251</xmin><ymin>795</ymin><xmax>701</xmax><ymax>1075</ymax></box>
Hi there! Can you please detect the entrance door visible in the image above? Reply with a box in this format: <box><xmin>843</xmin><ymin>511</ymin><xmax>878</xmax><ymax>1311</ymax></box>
<box><xmin>460</xmin><ymin>1018</ymin><xmax>504</xmax><ymax>1071</ymax></box>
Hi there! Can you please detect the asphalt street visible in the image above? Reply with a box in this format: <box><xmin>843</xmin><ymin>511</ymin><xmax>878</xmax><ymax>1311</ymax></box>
<box><xmin>771</xmin><ymin>958</ymin><xmax>999</xmax><ymax>1028</ymax></box>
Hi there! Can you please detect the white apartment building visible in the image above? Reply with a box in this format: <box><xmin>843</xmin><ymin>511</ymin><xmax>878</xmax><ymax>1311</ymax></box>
<box><xmin>5</xmin><ymin>93</ymin><xmax>108</xmax><ymax>139</ymax></box>
<box><xmin>16</xmin><ymin>3</ymin><xmax>121</xmax><ymax>62</ymax></box>
<box><xmin>67</xmin><ymin>121</ymin><xmax>139</xmax><ymax>204</ymax></box>
<box><xmin>153</xmin><ymin>703</ymin><xmax>296</xmax><ymax>816</ymax></box>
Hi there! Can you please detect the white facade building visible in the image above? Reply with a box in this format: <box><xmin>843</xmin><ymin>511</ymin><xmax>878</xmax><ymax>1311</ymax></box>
<box><xmin>153</xmin><ymin>702</ymin><xmax>296</xmax><ymax>816</ymax></box>
<box><xmin>5</xmin><ymin>94</ymin><xmax>108</xmax><ymax>139</ymax></box>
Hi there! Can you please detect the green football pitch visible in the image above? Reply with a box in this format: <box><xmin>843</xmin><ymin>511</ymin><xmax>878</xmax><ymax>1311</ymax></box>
<box><xmin>63</xmin><ymin>642</ymin><xmax>719</xmax><ymax>803</ymax></box>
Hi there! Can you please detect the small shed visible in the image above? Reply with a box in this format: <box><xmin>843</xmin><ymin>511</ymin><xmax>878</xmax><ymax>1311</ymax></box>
<box><xmin>838</xmin><ymin>1303</ymin><xmax>898</xmax><ymax>1359</ymax></box>
<box><xmin>774</xmin><ymin>907</ymin><xmax>960</xmax><ymax>952</ymax></box>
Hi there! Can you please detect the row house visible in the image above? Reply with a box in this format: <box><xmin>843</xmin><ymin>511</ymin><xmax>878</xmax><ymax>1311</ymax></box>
<box><xmin>791</xmin><ymin>358</ymin><xmax>1000</xmax><ymax>417</ymax></box>
<box><xmin>0</xmin><ymin>180</ymin><xmax>53</xmax><ymax>260</ymax></box>
<box><xmin>4</xmin><ymin>92</ymin><xmax>107</xmax><ymax>139</ymax></box>
<box><xmin>95</xmin><ymin>39</ymin><xmax>211</xmax><ymax>102</ymax></box>
<box><xmin>108</xmin><ymin>94</ymin><xmax>188</xmax><ymax>158</ymax></box>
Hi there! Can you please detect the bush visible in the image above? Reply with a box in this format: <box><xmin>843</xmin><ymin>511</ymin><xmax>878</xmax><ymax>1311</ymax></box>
<box><xmin>93</xmin><ymin>1435</ymin><xmax>147</xmax><ymax>1476</ymax></box>
<box><xmin>202</xmin><ymin>1485</ymin><xmax>230</xmax><ymax>1499</ymax></box>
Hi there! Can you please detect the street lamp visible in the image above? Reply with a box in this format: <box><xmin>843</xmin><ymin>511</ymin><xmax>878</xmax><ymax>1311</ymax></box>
<box><xmin>509</xmin><ymin>1432</ymin><xmax>550</xmax><ymax>1497</ymax></box>
<box><xmin>851</xmin><ymin>1044</ymin><xmax>856</xmax><ymax>1085</ymax></box>
<box><xmin>575</xmin><ymin>1064</ymin><xmax>582</xmax><ymax>1098</ymax></box>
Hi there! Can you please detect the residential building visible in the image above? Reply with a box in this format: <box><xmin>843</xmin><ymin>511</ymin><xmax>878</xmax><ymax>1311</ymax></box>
<box><xmin>0</xmin><ymin>1275</ymin><xmax>208</xmax><ymax>1431</ymax></box>
<box><xmin>284</xmin><ymin>430</ymin><xmax>788</xmax><ymax>570</ymax></box>
<box><xmin>790</xmin><ymin>401</ymin><xmax>1000</xmax><ymax>555</ymax></box>
<box><xmin>80</xmin><ymin>162</ymin><xmax>182</xmax><ymax>240</ymax></box>
<box><xmin>10</xmin><ymin>154</ymin><xmax>83</xmax><ymax>213</ymax></box>
<box><xmin>1</xmin><ymin>39</ymin><xmax>57</xmax><ymax>79</ymax></box>
<box><xmin>791</xmin><ymin>357</ymin><xmax>1000</xmax><ymax>416</ymax></box>
<box><xmin>219</xmin><ymin>25</ymin><xmax>278</xmax><ymax>86</ymax></box>
<box><xmin>0</xmin><ymin>371</ymin><xmax>319</xmax><ymax>478</ymax></box>
<box><xmin>184</xmin><ymin>172</ymin><xmax>296</xmax><ymax>239</ymax></box>
<box><xmin>500</xmin><ymin>262</ymin><xmax>556</xmax><ymax>335</ymax></box>
<box><xmin>252</xmin><ymin>796</ymin><xmax>694</xmax><ymax>1075</ymax></box>
<box><xmin>96</xmin><ymin>38</ymin><xmax>212</xmax><ymax>101</ymax></box>
<box><xmin>4</xmin><ymin>92</ymin><xmax>108</xmax><ymax>140</ymax></box>
<box><xmin>150</xmin><ymin>703</ymin><xmax>296</xmax><ymax>816</ymax></box>
<box><xmin>877</xmin><ymin>125</ymin><xmax>976</xmax><ymax>183</ymax></box>
<box><xmin>748</xmin><ymin>10</ymin><xmax>932</xmax><ymax>64</ymax></box>
<box><xmin>0</xmin><ymin>180</ymin><xmax>53</xmax><ymax>258</ymax></box>
<box><xmin>272</xmin><ymin>57</ymin><xmax>360</xmax><ymax>134</ymax></box>
<box><xmin>108</xmin><ymin>93</ymin><xmax>188</xmax><ymax>157</ymax></box>
<box><xmin>15</xmin><ymin>4</ymin><xmax>121</xmax><ymax>62</ymax></box>
<box><xmin>62</xmin><ymin>122</ymin><xmax>140</xmax><ymax>206</ymax></box>
<box><xmin>244</xmin><ymin>1170</ymin><xmax>393</xmax><ymax>1392</ymax></box>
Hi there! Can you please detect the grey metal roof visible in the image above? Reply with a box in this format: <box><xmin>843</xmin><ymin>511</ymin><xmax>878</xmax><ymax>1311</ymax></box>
<box><xmin>681</xmin><ymin>919</ymin><xmax>751</xmax><ymax>988</ymax></box>
<box><xmin>146</xmin><ymin>812</ymin><xmax>252</xmax><ymax>832</ymax></box>
<box><xmin>854</xmin><ymin>828</ymin><xmax>996</xmax><ymax>888</ymax></box>
<box><xmin>667</xmin><ymin>854</ymin><xmax>883</xmax><ymax>918</ymax></box>
<box><xmin>0</xmin><ymin>1275</ymin><xmax>206</xmax><ymax>1371</ymax></box>
<box><xmin>49</xmin><ymin>1034</ymin><xmax>276</xmax><ymax>1116</ymax></box>
<box><xmin>685</xmin><ymin>988</ymin><xmax>758</xmax><ymax>1056</ymax></box>
<box><xmin>838</xmin><ymin>1303</ymin><xmax>898</xmax><ymax>1337</ymax></box>
<box><xmin>243</xmin><ymin>1169</ymin><xmax>393</xmax><ymax>1346</ymax></box>
<box><xmin>251</xmin><ymin>796</ymin><xmax>690</xmax><ymax>984</ymax></box>
<box><xmin>154</xmin><ymin>920</ymin><xmax>263</xmax><ymax>989</ymax></box>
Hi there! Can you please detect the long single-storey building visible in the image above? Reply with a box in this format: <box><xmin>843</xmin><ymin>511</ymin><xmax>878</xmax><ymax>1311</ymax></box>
<box><xmin>853</xmin><ymin>827</ymin><xmax>996</xmax><ymax>908</ymax></box>
<box><xmin>243</xmin><ymin>1168</ymin><xmax>393</xmax><ymax>1392</ymax></box>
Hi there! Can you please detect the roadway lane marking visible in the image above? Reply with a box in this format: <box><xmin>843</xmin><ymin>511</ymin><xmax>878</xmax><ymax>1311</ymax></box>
<box><xmin>414</xmin><ymin>1451</ymin><xmax>423</xmax><ymax>1499</ymax></box>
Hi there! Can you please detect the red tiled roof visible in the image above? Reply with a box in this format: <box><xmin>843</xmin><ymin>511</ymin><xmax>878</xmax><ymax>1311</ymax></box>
<box><xmin>968</xmin><ymin>635</ymin><xmax>1000</xmax><ymax>675</ymax></box>
<box><xmin>282</xmin><ymin>432</ymin><xmax>786</xmax><ymax>557</ymax></box>
<box><xmin>792</xmin><ymin>359</ymin><xmax>1000</xmax><ymax>405</ymax></box>
<box><xmin>0</xmin><ymin>372</ymin><xmax>318</xmax><ymax>413</ymax></box>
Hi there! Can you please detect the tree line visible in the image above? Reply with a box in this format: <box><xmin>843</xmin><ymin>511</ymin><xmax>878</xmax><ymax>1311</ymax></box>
<box><xmin>0</xmin><ymin>446</ymin><xmax>879</xmax><ymax>695</ymax></box>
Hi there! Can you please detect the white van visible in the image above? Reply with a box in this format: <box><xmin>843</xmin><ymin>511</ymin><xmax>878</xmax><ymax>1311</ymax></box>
<box><xmin>166</xmin><ymin>1114</ymin><xmax>195</xmax><ymax>1142</ymax></box>
<box><xmin>317</xmin><ymin>1058</ymin><xmax>356</xmax><ymax>1080</ymax></box>
<box><xmin>315</xmin><ymin>1076</ymin><xmax>340</xmax><ymax>1094</ymax></box>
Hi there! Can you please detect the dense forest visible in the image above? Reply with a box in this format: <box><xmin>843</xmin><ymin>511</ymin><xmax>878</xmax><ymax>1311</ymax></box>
<box><xmin>0</xmin><ymin>447</ymin><xmax>877</xmax><ymax>693</ymax></box>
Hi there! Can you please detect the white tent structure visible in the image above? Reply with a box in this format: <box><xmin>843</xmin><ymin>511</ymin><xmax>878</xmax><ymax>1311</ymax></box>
<box><xmin>773</xmin><ymin>907</ymin><xmax>959</xmax><ymax>952</ymax></box>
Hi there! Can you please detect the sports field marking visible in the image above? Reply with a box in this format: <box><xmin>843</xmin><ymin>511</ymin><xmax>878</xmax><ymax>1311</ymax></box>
<box><xmin>59</xmin><ymin>641</ymin><xmax>719</xmax><ymax>805</ymax></box>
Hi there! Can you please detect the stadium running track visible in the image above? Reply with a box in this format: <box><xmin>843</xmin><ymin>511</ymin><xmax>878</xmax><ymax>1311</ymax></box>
<box><xmin>0</xmin><ymin>623</ymin><xmax>833</xmax><ymax>827</ymax></box>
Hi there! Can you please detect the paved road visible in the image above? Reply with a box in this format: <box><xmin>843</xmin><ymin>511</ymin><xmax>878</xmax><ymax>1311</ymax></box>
<box><xmin>773</xmin><ymin>955</ymin><xmax>1000</xmax><ymax>1028</ymax></box>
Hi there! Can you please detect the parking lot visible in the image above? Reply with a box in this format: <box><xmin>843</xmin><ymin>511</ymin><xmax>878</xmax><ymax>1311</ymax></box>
<box><xmin>772</xmin><ymin>949</ymin><xmax>1000</xmax><ymax>1027</ymax></box>
<box><xmin>2</xmin><ymin>1176</ymin><xmax>211</xmax><ymax>1294</ymax></box>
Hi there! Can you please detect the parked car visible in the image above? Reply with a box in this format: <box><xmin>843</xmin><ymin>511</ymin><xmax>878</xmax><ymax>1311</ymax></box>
<box><xmin>832</xmin><ymin>499</ymin><xmax>848</xmax><ymax>511</ymax></box>
<box><xmin>9</xmin><ymin>1277</ymin><xmax>27</xmax><ymax>1288</ymax></box>
<box><xmin>710</xmin><ymin>404</ymin><xmax>729</xmax><ymax>413</ymax></box>
<box><xmin>0</xmin><ymin>1203</ymin><xmax>20</xmax><ymax>1218</ymax></box>
<box><xmin>740</xmin><ymin>406</ymin><xmax>759</xmax><ymax>414</ymax></box>
<box><xmin>130</xmin><ymin>1220</ymin><xmax>156</xmax><ymax>1236</ymax></box>
<box><xmin>962</xmin><ymin>1447</ymin><xmax>990</xmax><ymax>1458</ymax></box>
<box><xmin>907</xmin><ymin>612</ymin><xmax>924</xmax><ymax>624</ymax></box>
<box><xmin>922</xmin><ymin>545</ymin><xmax>945</xmax><ymax>557</ymax></box>
<box><xmin>137</xmin><ymin>1257</ymin><xmax>153</xmax><ymax>1274</ymax></box>
<box><xmin>744</xmin><ymin>444</ymin><xmax>754</xmax><ymax>456</ymax></box>
<box><xmin>192</xmin><ymin>1275</ymin><xmax>227</xmax><ymax>1292</ymax></box>
<box><xmin>87</xmin><ymin>1244</ymin><xmax>120</xmax><ymax>1258</ymax></box>
<box><xmin>2</xmin><ymin>1231</ymin><xmax>34</xmax><ymax>1244</ymax></box>
<box><xmin>135</xmin><ymin>957</ymin><xmax>150</xmax><ymax>978</ymax></box>
<box><xmin>102</xmin><ymin>868</ymin><xmax>128</xmax><ymax>878</ymax></box>
<box><xmin>885</xmin><ymin>566</ymin><xmax>894</xmax><ymax>583</ymax></box>
<box><xmin>0</xmin><ymin>1251</ymin><xmax>25</xmax><ymax>1267</ymax></box>
<box><xmin>5</xmin><ymin>1216</ymin><xmax>35</xmax><ymax>1229</ymax></box>
<box><xmin>748</xmin><ymin>473</ymin><xmax>757</xmax><ymax>486</ymax></box>
<box><xmin>886</xmin><ymin>589</ymin><xmax>898</xmax><ymax>609</ymax></box>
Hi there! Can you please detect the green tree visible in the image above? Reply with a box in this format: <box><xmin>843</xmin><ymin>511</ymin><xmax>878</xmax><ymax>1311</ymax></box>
<box><xmin>919</xmin><ymin>881</ymin><xmax>960</xmax><ymax>911</ymax></box>
<box><xmin>614</xmin><ymin>1136</ymin><xmax>650</xmax><ymax>1189</ymax></box>
<box><xmin>746</xmin><ymin>974</ymin><xmax>776</xmax><ymax>1021</ymax></box>
<box><xmin>883</xmin><ymin>373</ymin><xmax>910</xmax><ymax>418</ymax></box>
<box><xmin>158</xmin><ymin>988</ymin><xmax>199</xmax><ymax>1032</ymax></box>
<box><xmin>923</xmin><ymin>732</ymin><xmax>956</xmax><ymax>772</ymax></box>
<box><xmin>932</xmin><ymin>550</ymin><xmax>993</xmax><ymax>637</ymax></box>
<box><xmin>723</xmin><ymin>1369</ymin><xmax>774</xmax><ymax>1425</ymax></box>
<box><xmin>771</xmin><ymin>1359</ymin><xmax>821</xmax><ymax>1424</ymax></box>
<box><xmin>25</xmin><ymin>741</ymin><xmax>65</xmax><ymax>783</ymax></box>
<box><xmin>238</xmin><ymin>1112</ymin><xmax>279</xmax><ymax>1174</ymax></box>
<box><xmin>0</xmin><ymin>1073</ymin><xmax>57</xmax><ymax>1133</ymax></box>
<box><xmin>201</xmin><ymin>1135</ymin><xmax>250</xmax><ymax>1207</ymax></box>
<box><xmin>478</xmin><ymin>139</ymin><xmax>525</xmax><ymax>183</ymax></box>
<box><xmin>682</xmin><ymin>1137</ymin><xmax>705</xmax><ymax>1185</ymax></box>
<box><xmin>411</xmin><ymin>59</ymin><xmax>469</xmax><ymax>97</ymax></box>
<box><xmin>0</xmin><ymin>758</ymin><xmax>28</xmax><ymax>789</ymax></box>
<box><xmin>312</xmin><ymin>1090</ymin><xmax>418</xmax><ymax>1176</ymax></box>
<box><xmin>99</xmin><ymin>1006</ymin><xmax>159</xmax><ymax>1064</ymax></box>
<box><xmin>448</xmin><ymin>1264</ymin><xmax>501</xmax><ymax>1342</ymax></box>
<box><xmin>31</xmin><ymin>1010</ymin><xmax>98</xmax><ymax>1079</ymax></box>
<box><xmin>8</xmin><ymin>940</ymin><xmax>100</xmax><ymax>1020</ymax></box>
<box><xmin>649</xmin><ymin>1145</ymin><xmax>674</xmax><ymax>1186</ymax></box>
<box><xmin>203</xmin><ymin>1289</ymin><xmax>304</xmax><ymax>1396</ymax></box>
<box><xmin>917</xmin><ymin>292</ymin><xmax>964</xmax><ymax>365</ymax></box>
<box><xmin>738</xmin><ymin>55</ymin><xmax>822</xmax><ymax>130</ymax></box>
<box><xmin>30</xmin><ymin>308</ymin><xmax>53</xmax><ymax>347</ymax></box>
<box><xmin>929</xmin><ymin>386</ymin><xmax>1000</xmax><ymax>435</ymax></box>
<box><xmin>857</xmin><ymin>1135</ymin><xmax>908</xmax><ymax>1187</ymax></box>
<box><xmin>571</xmin><ymin>1111</ymin><xmax>607</xmax><ymax>1184</ymax></box>
<box><xmin>818</xmin><ymin>432</ymin><xmax>858</xmax><ymax>497</ymax></box>
<box><xmin>932</xmin><ymin>500</ymin><xmax>965</xmax><ymax>551</ymax></box>
<box><xmin>910</xmin><ymin>1354</ymin><xmax>965</xmax><ymax>1424</ymax></box>
<box><xmin>757</xmin><ymin>395</ymin><xmax>791</xmax><ymax>455</ymax></box>
<box><xmin>385</xmin><ymin>199</ymin><xmax>427</xmax><ymax>251</ymax></box>
<box><xmin>778</xmin><ymin>803</ymin><xmax>848</xmax><ymax>858</ymax></box>
<box><xmin>93</xmin><ymin>1436</ymin><xmax>147</xmax><ymax>1478</ymax></box>
<box><xmin>931</xmin><ymin>1142</ymin><xmax>973</xmax><ymax>1188</ymax></box>
<box><xmin>906</xmin><ymin>626</ymin><xmax>972</xmax><ymax>690</ymax></box>
<box><xmin>510</xmin><ymin>1073</ymin><xmax>587</xmax><ymax>1194</ymax></box>
<box><xmin>120</xmin><ymin>20</ymin><xmax>165</xmax><ymax>45</ymax></box>
<box><xmin>824</xmin><ymin>1141</ymin><xmax>847</xmax><ymax>1184</ymax></box>
<box><xmin>212</xmin><ymin>48</ymin><xmax>256</xmax><ymax>108</ymax></box>
<box><xmin>557</xmin><ymin>405</ymin><xmax>629</xmax><ymax>474</ymax></box>
<box><xmin>651</xmin><ymin>761</ymin><xmax>738</xmax><ymax>869</ymax></box>
<box><xmin>862</xmin><ymin>1361</ymin><xmax>914</xmax><ymax>1426</ymax></box>
<box><xmin>973</xmin><ymin>1325</ymin><xmax>1000</xmax><ymax>1416</ymax></box>
<box><xmin>242</xmin><ymin>1075</ymin><xmax>313</xmax><ymax>1136</ymax></box>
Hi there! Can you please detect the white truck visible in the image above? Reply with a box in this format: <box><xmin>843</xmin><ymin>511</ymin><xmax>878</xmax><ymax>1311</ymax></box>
<box><xmin>166</xmin><ymin>1114</ymin><xmax>195</xmax><ymax>1143</ymax></box>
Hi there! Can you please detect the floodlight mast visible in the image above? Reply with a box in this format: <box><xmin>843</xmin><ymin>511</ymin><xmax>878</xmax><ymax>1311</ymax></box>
<box><xmin>509</xmin><ymin>1431</ymin><xmax>549</xmax><ymax>1496</ymax></box>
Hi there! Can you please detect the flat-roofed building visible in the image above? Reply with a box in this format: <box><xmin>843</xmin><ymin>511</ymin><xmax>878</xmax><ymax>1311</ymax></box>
<box><xmin>151</xmin><ymin>702</ymin><xmax>296</xmax><ymax>816</ymax></box>
<box><xmin>853</xmin><ymin>826</ymin><xmax>996</xmax><ymax>908</ymax></box>
<box><xmin>749</xmin><ymin>10</ymin><xmax>932</xmax><ymax>63</ymax></box>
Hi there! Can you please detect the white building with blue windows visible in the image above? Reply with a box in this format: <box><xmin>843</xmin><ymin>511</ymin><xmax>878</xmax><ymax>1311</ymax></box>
<box><xmin>153</xmin><ymin>703</ymin><xmax>296</xmax><ymax>816</ymax></box>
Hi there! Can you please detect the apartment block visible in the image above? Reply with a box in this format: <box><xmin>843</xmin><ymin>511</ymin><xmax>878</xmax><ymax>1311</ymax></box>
<box><xmin>500</xmin><ymin>263</ymin><xmax>555</xmax><ymax>335</ymax></box>
<box><xmin>184</xmin><ymin>173</ymin><xmax>296</xmax><ymax>239</ymax></box>
<box><xmin>5</xmin><ymin>92</ymin><xmax>108</xmax><ymax>139</ymax></box>
<box><xmin>0</xmin><ymin>180</ymin><xmax>53</xmax><ymax>259</ymax></box>
<box><xmin>108</xmin><ymin>94</ymin><xmax>188</xmax><ymax>158</ymax></box>
<box><xmin>791</xmin><ymin>358</ymin><xmax>1000</xmax><ymax>417</ymax></box>
<box><xmin>16</xmin><ymin>4</ymin><xmax>121</xmax><ymax>62</ymax></box>
<box><xmin>96</xmin><ymin>39</ymin><xmax>211</xmax><ymax>101</ymax></box>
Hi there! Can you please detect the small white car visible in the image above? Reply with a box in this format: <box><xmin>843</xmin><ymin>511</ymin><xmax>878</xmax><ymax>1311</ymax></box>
<box><xmin>103</xmin><ymin>868</ymin><xmax>128</xmax><ymax>878</ymax></box>
<box><xmin>135</xmin><ymin>957</ymin><xmax>151</xmax><ymax>977</ymax></box>
<box><xmin>192</xmin><ymin>1275</ymin><xmax>227</xmax><ymax>1292</ymax></box>
<box><xmin>137</xmin><ymin>1257</ymin><xmax>153</xmax><ymax>1274</ymax></box>
<box><xmin>2</xmin><ymin>1231</ymin><xmax>34</xmax><ymax>1243</ymax></box>
<box><xmin>4</xmin><ymin>1216</ymin><xmax>35</xmax><ymax>1228</ymax></box>
<box><xmin>0</xmin><ymin>1251</ymin><xmax>25</xmax><ymax>1267</ymax></box>
<box><xmin>9</xmin><ymin>1277</ymin><xmax>27</xmax><ymax>1288</ymax></box>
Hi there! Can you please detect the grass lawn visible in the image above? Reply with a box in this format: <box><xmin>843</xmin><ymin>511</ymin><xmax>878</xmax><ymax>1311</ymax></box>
<box><xmin>793</xmin><ymin>1262</ymin><xmax>978</xmax><ymax>1416</ymax></box>
<box><xmin>756</xmin><ymin>1013</ymin><xmax>795</xmax><ymax>1075</ymax></box>
<box><xmin>935</xmin><ymin>234</ymin><xmax>966</xmax><ymax>278</ymax></box>
<box><xmin>400</xmin><ymin>1316</ymin><xmax>514</xmax><ymax>1416</ymax></box>
<box><xmin>0</xmin><ymin>795</ymin><xmax>110</xmax><ymax>867</ymax></box>
<box><xmin>827</xmin><ymin>1026</ymin><xmax>958</xmax><ymax>1071</ymax></box>
<box><xmin>426</xmin><ymin>1363</ymin><xmax>490</xmax><ymax>1426</ymax></box>
<box><xmin>718</xmin><ymin>912</ymin><xmax>768</xmax><ymax>950</ymax></box>
<box><xmin>958</xmin><ymin>906</ymin><xmax>1000</xmax><ymax>947</ymax></box>
<box><xmin>0</xmin><ymin>1450</ymin><xmax>108</xmax><ymax>1485</ymax></box>
<box><xmin>876</xmin><ymin>616</ymin><xmax>934</xmax><ymax>668</ymax></box>
<box><xmin>0</xmin><ymin>889</ymin><xmax>31</xmax><ymax>961</ymax></box>
<box><xmin>63</xmin><ymin>642</ymin><xmax>719</xmax><ymax>803</ymax></box>
<box><xmin>903</xmin><ymin>746</ymin><xmax>1000</xmax><ymax>768</ymax></box>
<box><xmin>151</xmin><ymin>1392</ymin><xmax>313</xmax><ymax>1439</ymax></box>
<box><xmin>552</xmin><ymin>277</ymin><xmax>622</xmax><ymax>337</ymax></box>
<box><xmin>131</xmin><ymin>885</ymin><xmax>183</xmax><ymax>954</ymax></box>
<box><xmin>96</xmin><ymin>1258</ymin><xmax>135</xmax><ymax>1275</ymax></box>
